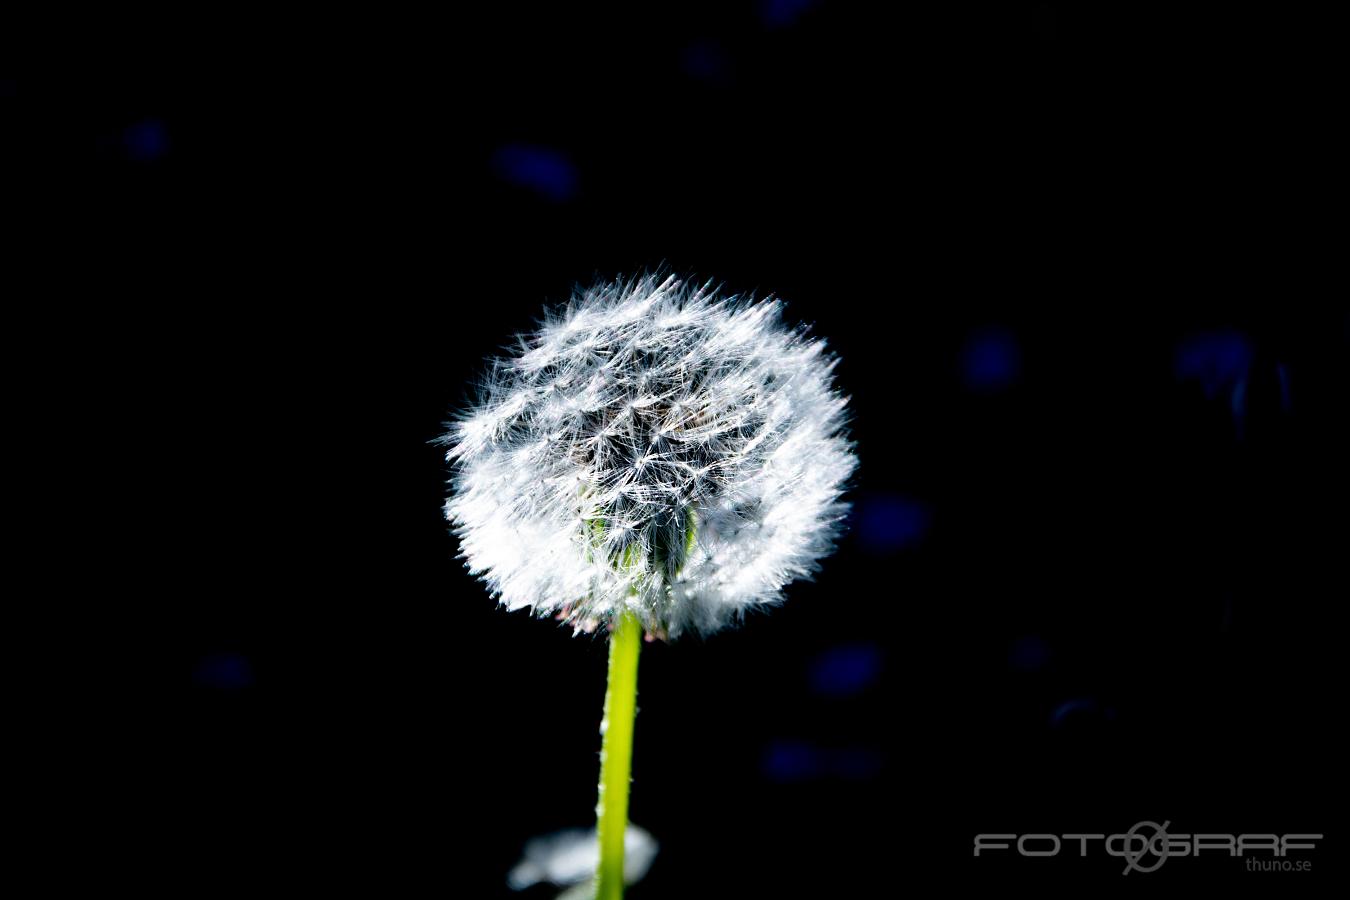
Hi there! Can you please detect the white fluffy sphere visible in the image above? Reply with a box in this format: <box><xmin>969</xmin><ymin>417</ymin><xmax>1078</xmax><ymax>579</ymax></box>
<box><xmin>444</xmin><ymin>274</ymin><xmax>856</xmax><ymax>637</ymax></box>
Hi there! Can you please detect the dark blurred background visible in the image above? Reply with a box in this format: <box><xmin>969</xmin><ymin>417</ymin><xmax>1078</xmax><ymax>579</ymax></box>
<box><xmin>23</xmin><ymin>1</ymin><xmax>1344</xmax><ymax>894</ymax></box>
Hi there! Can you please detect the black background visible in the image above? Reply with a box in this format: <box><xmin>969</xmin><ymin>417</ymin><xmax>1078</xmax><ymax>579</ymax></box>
<box><xmin>29</xmin><ymin>2</ymin><xmax>1344</xmax><ymax>894</ymax></box>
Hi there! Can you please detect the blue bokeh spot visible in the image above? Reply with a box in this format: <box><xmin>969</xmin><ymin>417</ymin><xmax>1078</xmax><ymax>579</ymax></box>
<box><xmin>194</xmin><ymin>652</ymin><xmax>254</xmax><ymax>690</ymax></box>
<box><xmin>763</xmin><ymin>740</ymin><xmax>819</xmax><ymax>782</ymax></box>
<box><xmin>1009</xmin><ymin>634</ymin><xmax>1050</xmax><ymax>672</ymax></box>
<box><xmin>680</xmin><ymin>40</ymin><xmax>731</xmax><ymax>84</ymax></box>
<box><xmin>1050</xmin><ymin>698</ymin><xmax>1098</xmax><ymax>728</ymax></box>
<box><xmin>123</xmin><ymin>119</ymin><xmax>169</xmax><ymax>162</ymax></box>
<box><xmin>491</xmin><ymin>144</ymin><xmax>579</xmax><ymax>202</ymax></box>
<box><xmin>763</xmin><ymin>742</ymin><xmax>882</xmax><ymax>782</ymax></box>
<box><xmin>960</xmin><ymin>328</ymin><xmax>1021</xmax><ymax>392</ymax></box>
<box><xmin>809</xmin><ymin>642</ymin><xmax>883</xmax><ymax>697</ymax></box>
<box><xmin>856</xmin><ymin>494</ymin><xmax>930</xmax><ymax>553</ymax></box>
<box><xmin>1175</xmin><ymin>330</ymin><xmax>1253</xmax><ymax>399</ymax></box>
<box><xmin>760</xmin><ymin>0</ymin><xmax>818</xmax><ymax>28</ymax></box>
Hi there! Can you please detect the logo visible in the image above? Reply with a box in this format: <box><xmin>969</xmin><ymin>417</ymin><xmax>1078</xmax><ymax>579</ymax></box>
<box><xmin>974</xmin><ymin>823</ymin><xmax>1320</xmax><ymax>875</ymax></box>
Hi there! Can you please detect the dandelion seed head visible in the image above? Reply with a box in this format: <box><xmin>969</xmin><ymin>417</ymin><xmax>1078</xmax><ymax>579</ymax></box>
<box><xmin>444</xmin><ymin>274</ymin><xmax>856</xmax><ymax>637</ymax></box>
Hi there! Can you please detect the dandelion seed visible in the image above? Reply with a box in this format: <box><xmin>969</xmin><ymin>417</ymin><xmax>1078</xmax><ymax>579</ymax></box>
<box><xmin>507</xmin><ymin>824</ymin><xmax>658</xmax><ymax>895</ymax></box>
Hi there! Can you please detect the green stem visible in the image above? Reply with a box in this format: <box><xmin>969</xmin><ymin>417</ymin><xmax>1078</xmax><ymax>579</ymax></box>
<box><xmin>595</xmin><ymin>610</ymin><xmax>642</xmax><ymax>900</ymax></box>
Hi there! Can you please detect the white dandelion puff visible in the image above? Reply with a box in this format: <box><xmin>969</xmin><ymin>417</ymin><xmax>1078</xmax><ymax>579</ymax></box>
<box><xmin>443</xmin><ymin>273</ymin><xmax>856</xmax><ymax>637</ymax></box>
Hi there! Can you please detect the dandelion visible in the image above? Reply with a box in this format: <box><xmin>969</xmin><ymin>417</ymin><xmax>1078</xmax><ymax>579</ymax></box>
<box><xmin>443</xmin><ymin>273</ymin><xmax>856</xmax><ymax>898</ymax></box>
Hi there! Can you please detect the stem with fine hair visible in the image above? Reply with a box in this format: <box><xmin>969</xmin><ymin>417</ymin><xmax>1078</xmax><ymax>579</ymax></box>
<box><xmin>595</xmin><ymin>609</ymin><xmax>642</xmax><ymax>900</ymax></box>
